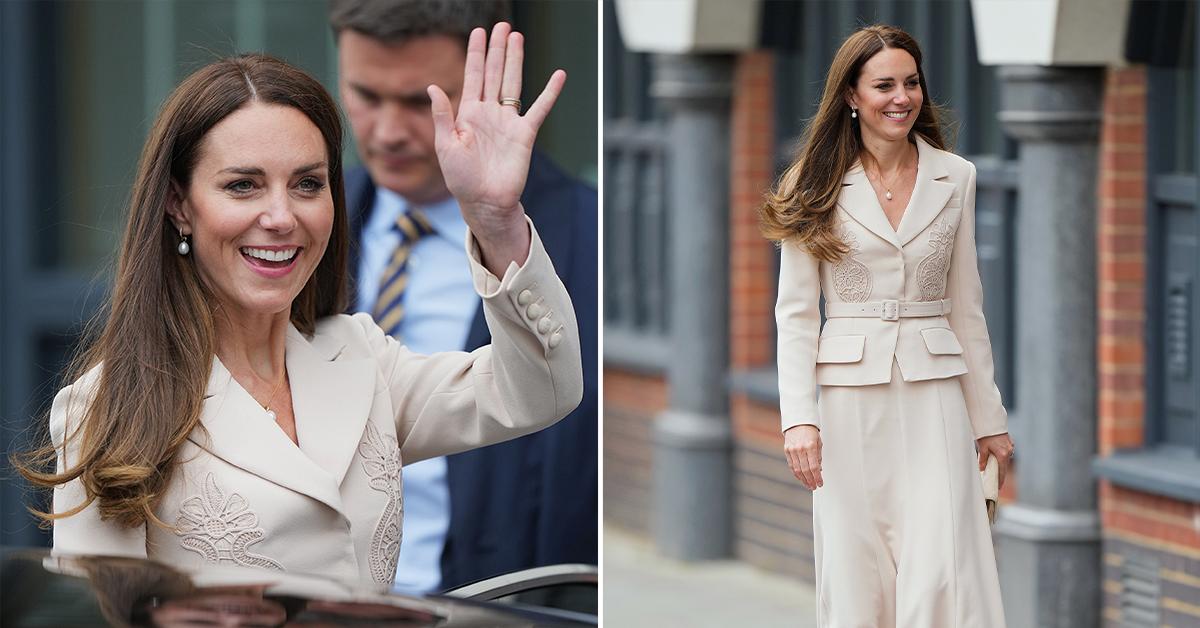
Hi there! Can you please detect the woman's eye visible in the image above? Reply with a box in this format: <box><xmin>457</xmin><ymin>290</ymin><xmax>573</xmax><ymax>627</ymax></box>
<box><xmin>877</xmin><ymin>83</ymin><xmax>892</xmax><ymax>91</ymax></box>
<box><xmin>226</xmin><ymin>180</ymin><xmax>254</xmax><ymax>194</ymax></box>
<box><xmin>298</xmin><ymin>177</ymin><xmax>326</xmax><ymax>193</ymax></box>
<box><xmin>907</xmin><ymin>80</ymin><xmax>920</xmax><ymax>88</ymax></box>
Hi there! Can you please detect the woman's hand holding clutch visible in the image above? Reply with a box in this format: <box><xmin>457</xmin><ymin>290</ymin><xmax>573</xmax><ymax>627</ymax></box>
<box><xmin>976</xmin><ymin>432</ymin><xmax>1014</xmax><ymax>491</ymax></box>
<box><xmin>785</xmin><ymin>425</ymin><xmax>823</xmax><ymax>490</ymax></box>
<box><xmin>428</xmin><ymin>22</ymin><xmax>566</xmax><ymax>276</ymax></box>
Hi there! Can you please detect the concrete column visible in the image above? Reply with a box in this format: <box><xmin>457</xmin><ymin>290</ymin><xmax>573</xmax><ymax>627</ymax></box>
<box><xmin>650</xmin><ymin>53</ymin><xmax>735</xmax><ymax>560</ymax></box>
<box><xmin>995</xmin><ymin>66</ymin><xmax>1103</xmax><ymax>628</ymax></box>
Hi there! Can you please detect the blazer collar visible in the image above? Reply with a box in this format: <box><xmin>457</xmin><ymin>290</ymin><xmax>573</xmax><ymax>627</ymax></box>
<box><xmin>192</xmin><ymin>322</ymin><xmax>375</xmax><ymax>516</ymax></box>
<box><xmin>839</xmin><ymin>136</ymin><xmax>956</xmax><ymax>249</ymax></box>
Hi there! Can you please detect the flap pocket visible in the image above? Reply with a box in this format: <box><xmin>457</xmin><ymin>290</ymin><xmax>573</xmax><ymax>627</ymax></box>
<box><xmin>921</xmin><ymin>327</ymin><xmax>964</xmax><ymax>355</ymax></box>
<box><xmin>816</xmin><ymin>335</ymin><xmax>866</xmax><ymax>364</ymax></box>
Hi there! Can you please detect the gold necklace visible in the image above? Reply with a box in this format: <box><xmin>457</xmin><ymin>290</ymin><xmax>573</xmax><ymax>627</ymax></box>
<box><xmin>259</xmin><ymin>372</ymin><xmax>287</xmax><ymax>421</ymax></box>
<box><xmin>866</xmin><ymin>148</ymin><xmax>915</xmax><ymax>201</ymax></box>
<box><xmin>875</xmin><ymin>167</ymin><xmax>904</xmax><ymax>201</ymax></box>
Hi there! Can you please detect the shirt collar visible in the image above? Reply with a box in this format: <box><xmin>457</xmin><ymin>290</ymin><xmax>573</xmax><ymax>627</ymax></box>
<box><xmin>374</xmin><ymin>187</ymin><xmax>467</xmax><ymax>245</ymax></box>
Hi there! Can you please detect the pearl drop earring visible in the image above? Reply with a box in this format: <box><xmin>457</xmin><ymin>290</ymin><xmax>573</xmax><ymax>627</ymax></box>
<box><xmin>851</xmin><ymin>108</ymin><xmax>858</xmax><ymax>119</ymax></box>
<box><xmin>177</xmin><ymin>228</ymin><xmax>190</xmax><ymax>256</ymax></box>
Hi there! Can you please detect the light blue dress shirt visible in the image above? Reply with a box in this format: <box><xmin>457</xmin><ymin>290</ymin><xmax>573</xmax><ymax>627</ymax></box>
<box><xmin>356</xmin><ymin>187</ymin><xmax>477</xmax><ymax>594</ymax></box>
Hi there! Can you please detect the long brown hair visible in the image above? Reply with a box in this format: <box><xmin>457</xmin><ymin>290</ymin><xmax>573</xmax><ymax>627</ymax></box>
<box><xmin>760</xmin><ymin>24</ymin><xmax>946</xmax><ymax>260</ymax></box>
<box><xmin>16</xmin><ymin>54</ymin><xmax>348</xmax><ymax>528</ymax></box>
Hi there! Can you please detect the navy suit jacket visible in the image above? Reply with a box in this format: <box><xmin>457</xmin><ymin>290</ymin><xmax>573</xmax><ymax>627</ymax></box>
<box><xmin>346</xmin><ymin>152</ymin><xmax>598</xmax><ymax>590</ymax></box>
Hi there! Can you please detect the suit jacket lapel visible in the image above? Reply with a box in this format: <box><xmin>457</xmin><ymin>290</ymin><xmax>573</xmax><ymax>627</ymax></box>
<box><xmin>839</xmin><ymin>164</ymin><xmax>902</xmax><ymax>249</ymax></box>
<box><xmin>193</xmin><ymin>356</ymin><xmax>347</xmax><ymax>515</ymax></box>
<box><xmin>286</xmin><ymin>324</ymin><xmax>376</xmax><ymax>486</ymax></box>
<box><xmin>894</xmin><ymin>137</ymin><xmax>955</xmax><ymax>247</ymax></box>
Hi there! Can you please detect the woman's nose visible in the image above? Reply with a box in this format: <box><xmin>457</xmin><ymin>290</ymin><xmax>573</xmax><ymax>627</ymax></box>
<box><xmin>259</xmin><ymin>191</ymin><xmax>297</xmax><ymax>232</ymax></box>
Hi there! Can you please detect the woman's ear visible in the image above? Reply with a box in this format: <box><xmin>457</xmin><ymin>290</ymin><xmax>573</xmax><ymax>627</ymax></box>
<box><xmin>843</xmin><ymin>88</ymin><xmax>858</xmax><ymax>112</ymax></box>
<box><xmin>166</xmin><ymin>180</ymin><xmax>191</xmax><ymax>234</ymax></box>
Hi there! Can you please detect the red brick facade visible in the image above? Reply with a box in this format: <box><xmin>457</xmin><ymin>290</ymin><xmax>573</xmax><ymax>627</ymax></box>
<box><xmin>725</xmin><ymin>51</ymin><xmax>819</xmax><ymax>579</ymax></box>
<box><xmin>602</xmin><ymin>368</ymin><xmax>666</xmax><ymax>534</ymax></box>
<box><xmin>1095</xmin><ymin>66</ymin><xmax>1200</xmax><ymax>625</ymax></box>
<box><xmin>1097</xmin><ymin>67</ymin><xmax>1148</xmax><ymax>456</ymax></box>
<box><xmin>730</xmin><ymin>51</ymin><xmax>778</xmax><ymax>373</ymax></box>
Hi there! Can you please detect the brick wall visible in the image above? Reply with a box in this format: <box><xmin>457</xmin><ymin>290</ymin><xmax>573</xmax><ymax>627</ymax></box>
<box><xmin>1091</xmin><ymin>65</ymin><xmax>1200</xmax><ymax>626</ymax></box>
<box><xmin>602</xmin><ymin>368</ymin><xmax>666</xmax><ymax>534</ymax></box>
<box><xmin>733</xmin><ymin>396</ymin><xmax>816</xmax><ymax>582</ymax></box>
<box><xmin>726</xmin><ymin>50</ymin><xmax>820</xmax><ymax>581</ymax></box>
<box><xmin>1101</xmin><ymin>485</ymin><xmax>1200</xmax><ymax>626</ymax></box>
<box><xmin>1097</xmin><ymin>66</ymin><xmax>1148</xmax><ymax>457</ymax></box>
<box><xmin>730</xmin><ymin>50</ymin><xmax>778</xmax><ymax>373</ymax></box>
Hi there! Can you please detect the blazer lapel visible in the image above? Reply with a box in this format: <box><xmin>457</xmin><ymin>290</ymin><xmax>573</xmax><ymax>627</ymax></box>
<box><xmin>838</xmin><ymin>164</ymin><xmax>902</xmax><ymax>249</ymax></box>
<box><xmin>894</xmin><ymin>137</ymin><xmax>956</xmax><ymax>247</ymax></box>
<box><xmin>285</xmin><ymin>324</ymin><xmax>376</xmax><ymax>486</ymax></box>
<box><xmin>193</xmin><ymin>356</ymin><xmax>347</xmax><ymax>515</ymax></box>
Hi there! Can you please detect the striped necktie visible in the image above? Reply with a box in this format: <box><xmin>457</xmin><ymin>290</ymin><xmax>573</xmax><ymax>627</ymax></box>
<box><xmin>373</xmin><ymin>208</ymin><xmax>435</xmax><ymax>336</ymax></box>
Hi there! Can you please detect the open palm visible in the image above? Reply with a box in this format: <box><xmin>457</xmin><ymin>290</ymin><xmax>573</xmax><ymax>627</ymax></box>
<box><xmin>428</xmin><ymin>23</ymin><xmax>566</xmax><ymax>224</ymax></box>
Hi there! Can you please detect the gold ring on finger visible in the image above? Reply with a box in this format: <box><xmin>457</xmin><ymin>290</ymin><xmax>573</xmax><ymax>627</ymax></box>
<box><xmin>499</xmin><ymin>97</ymin><xmax>522</xmax><ymax>112</ymax></box>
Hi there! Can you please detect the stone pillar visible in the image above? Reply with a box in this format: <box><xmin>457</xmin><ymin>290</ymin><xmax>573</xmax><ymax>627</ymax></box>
<box><xmin>994</xmin><ymin>66</ymin><xmax>1103</xmax><ymax>628</ymax></box>
<box><xmin>650</xmin><ymin>53</ymin><xmax>735</xmax><ymax>560</ymax></box>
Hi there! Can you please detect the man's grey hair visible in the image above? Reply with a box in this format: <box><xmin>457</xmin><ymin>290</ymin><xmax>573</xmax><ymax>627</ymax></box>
<box><xmin>329</xmin><ymin>0</ymin><xmax>512</xmax><ymax>44</ymax></box>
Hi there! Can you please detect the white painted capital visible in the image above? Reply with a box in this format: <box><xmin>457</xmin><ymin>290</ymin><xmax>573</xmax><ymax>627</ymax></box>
<box><xmin>614</xmin><ymin>0</ymin><xmax>762</xmax><ymax>53</ymax></box>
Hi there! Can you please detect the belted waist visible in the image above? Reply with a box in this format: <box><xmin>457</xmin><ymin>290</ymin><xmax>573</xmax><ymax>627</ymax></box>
<box><xmin>824</xmin><ymin>298</ymin><xmax>952</xmax><ymax>321</ymax></box>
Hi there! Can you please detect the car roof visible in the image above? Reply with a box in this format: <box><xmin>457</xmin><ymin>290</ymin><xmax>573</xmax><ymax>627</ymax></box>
<box><xmin>1</xmin><ymin>547</ymin><xmax>592</xmax><ymax>627</ymax></box>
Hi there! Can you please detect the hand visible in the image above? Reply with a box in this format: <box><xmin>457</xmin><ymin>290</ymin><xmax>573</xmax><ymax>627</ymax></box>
<box><xmin>784</xmin><ymin>425</ymin><xmax>823</xmax><ymax>490</ymax></box>
<box><xmin>428</xmin><ymin>22</ymin><xmax>566</xmax><ymax>272</ymax></box>
<box><xmin>976</xmin><ymin>432</ymin><xmax>1014</xmax><ymax>490</ymax></box>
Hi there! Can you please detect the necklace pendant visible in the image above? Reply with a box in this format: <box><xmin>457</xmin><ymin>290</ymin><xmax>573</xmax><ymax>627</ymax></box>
<box><xmin>265</xmin><ymin>409</ymin><xmax>277</xmax><ymax>421</ymax></box>
<box><xmin>885</xmin><ymin>190</ymin><xmax>894</xmax><ymax>201</ymax></box>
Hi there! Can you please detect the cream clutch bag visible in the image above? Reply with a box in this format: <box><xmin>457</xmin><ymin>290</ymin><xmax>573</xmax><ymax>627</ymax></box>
<box><xmin>981</xmin><ymin>455</ymin><xmax>999</xmax><ymax>524</ymax></box>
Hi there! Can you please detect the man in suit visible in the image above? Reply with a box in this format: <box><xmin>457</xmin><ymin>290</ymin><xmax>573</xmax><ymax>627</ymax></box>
<box><xmin>329</xmin><ymin>0</ymin><xmax>597</xmax><ymax>593</ymax></box>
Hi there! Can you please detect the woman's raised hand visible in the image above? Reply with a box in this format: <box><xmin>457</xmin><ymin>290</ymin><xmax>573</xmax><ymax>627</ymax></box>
<box><xmin>784</xmin><ymin>425</ymin><xmax>823</xmax><ymax>490</ymax></box>
<box><xmin>427</xmin><ymin>22</ymin><xmax>566</xmax><ymax>273</ymax></box>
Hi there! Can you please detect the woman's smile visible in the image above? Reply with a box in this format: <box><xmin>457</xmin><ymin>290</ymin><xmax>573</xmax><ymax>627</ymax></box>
<box><xmin>240</xmin><ymin>245</ymin><xmax>303</xmax><ymax>278</ymax></box>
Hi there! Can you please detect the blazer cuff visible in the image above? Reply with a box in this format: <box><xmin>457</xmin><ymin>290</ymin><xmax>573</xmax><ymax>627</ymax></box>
<box><xmin>465</xmin><ymin>215</ymin><xmax>539</xmax><ymax>298</ymax></box>
<box><xmin>782</xmin><ymin>417</ymin><xmax>820</xmax><ymax>433</ymax></box>
<box><xmin>970</xmin><ymin>405</ymin><xmax>1009</xmax><ymax>440</ymax></box>
<box><xmin>464</xmin><ymin>217</ymin><xmax>574</xmax><ymax>358</ymax></box>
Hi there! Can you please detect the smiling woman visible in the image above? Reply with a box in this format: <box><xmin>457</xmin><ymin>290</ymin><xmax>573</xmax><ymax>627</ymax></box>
<box><xmin>760</xmin><ymin>25</ymin><xmax>1013</xmax><ymax>627</ymax></box>
<box><xmin>15</xmin><ymin>26</ymin><xmax>582</xmax><ymax>586</ymax></box>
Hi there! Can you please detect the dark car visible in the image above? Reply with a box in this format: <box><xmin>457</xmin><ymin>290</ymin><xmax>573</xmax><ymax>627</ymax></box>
<box><xmin>0</xmin><ymin>548</ymin><xmax>596</xmax><ymax>627</ymax></box>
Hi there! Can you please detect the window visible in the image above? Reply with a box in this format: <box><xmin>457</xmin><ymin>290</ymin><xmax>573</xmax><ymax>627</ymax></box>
<box><xmin>1145</xmin><ymin>8</ymin><xmax>1198</xmax><ymax>452</ymax></box>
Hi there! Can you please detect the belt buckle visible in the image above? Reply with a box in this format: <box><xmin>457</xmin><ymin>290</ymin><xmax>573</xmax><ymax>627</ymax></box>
<box><xmin>881</xmin><ymin>299</ymin><xmax>900</xmax><ymax>321</ymax></box>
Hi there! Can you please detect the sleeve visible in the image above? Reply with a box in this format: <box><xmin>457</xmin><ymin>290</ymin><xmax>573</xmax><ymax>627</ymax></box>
<box><xmin>49</xmin><ymin>378</ymin><xmax>149</xmax><ymax>558</ymax></box>
<box><xmin>356</xmin><ymin>217</ymin><xmax>584</xmax><ymax>465</ymax></box>
<box><xmin>945</xmin><ymin>161</ymin><xmax>1009</xmax><ymax>439</ymax></box>
<box><xmin>776</xmin><ymin>240</ymin><xmax>823</xmax><ymax>432</ymax></box>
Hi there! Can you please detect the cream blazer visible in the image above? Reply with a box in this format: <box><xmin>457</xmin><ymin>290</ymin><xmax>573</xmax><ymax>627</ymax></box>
<box><xmin>776</xmin><ymin>137</ymin><xmax>1007</xmax><ymax>440</ymax></box>
<box><xmin>50</xmin><ymin>221</ymin><xmax>583</xmax><ymax>585</ymax></box>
